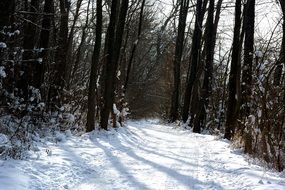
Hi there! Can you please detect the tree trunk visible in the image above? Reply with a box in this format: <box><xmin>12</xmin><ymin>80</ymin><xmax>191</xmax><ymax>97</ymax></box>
<box><xmin>169</xmin><ymin>0</ymin><xmax>190</xmax><ymax>122</ymax></box>
<box><xmin>51</xmin><ymin>0</ymin><xmax>69</xmax><ymax>108</ymax></box>
<box><xmin>0</xmin><ymin>0</ymin><xmax>15</xmax><ymax>99</ymax></box>
<box><xmin>193</xmin><ymin>0</ymin><xmax>215</xmax><ymax>133</ymax></box>
<box><xmin>21</xmin><ymin>0</ymin><xmax>40</xmax><ymax>99</ymax></box>
<box><xmin>86</xmin><ymin>0</ymin><xmax>102</xmax><ymax>132</ymax></box>
<box><xmin>100</xmin><ymin>0</ymin><xmax>129</xmax><ymax>130</ymax></box>
<box><xmin>0</xmin><ymin>0</ymin><xmax>15</xmax><ymax>49</ymax></box>
<box><xmin>0</xmin><ymin>0</ymin><xmax>15</xmax><ymax>35</ymax></box>
<box><xmin>224</xmin><ymin>0</ymin><xmax>242</xmax><ymax>140</ymax></box>
<box><xmin>241</xmin><ymin>0</ymin><xmax>255</xmax><ymax>118</ymax></box>
<box><xmin>182</xmin><ymin>0</ymin><xmax>206</xmax><ymax>123</ymax></box>
<box><xmin>35</xmin><ymin>0</ymin><xmax>54</xmax><ymax>91</ymax></box>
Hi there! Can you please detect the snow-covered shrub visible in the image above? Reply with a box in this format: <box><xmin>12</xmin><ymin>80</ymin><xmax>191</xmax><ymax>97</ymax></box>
<box><xmin>0</xmin><ymin>116</ymin><xmax>35</xmax><ymax>159</ymax></box>
<box><xmin>233</xmin><ymin>47</ymin><xmax>285</xmax><ymax>172</ymax></box>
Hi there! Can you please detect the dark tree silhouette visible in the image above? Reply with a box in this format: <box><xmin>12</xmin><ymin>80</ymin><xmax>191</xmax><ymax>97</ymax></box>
<box><xmin>86</xmin><ymin>0</ymin><xmax>102</xmax><ymax>132</ymax></box>
<box><xmin>193</xmin><ymin>0</ymin><xmax>215</xmax><ymax>133</ymax></box>
<box><xmin>100</xmin><ymin>0</ymin><xmax>129</xmax><ymax>130</ymax></box>
<box><xmin>241</xmin><ymin>0</ymin><xmax>255</xmax><ymax>120</ymax></box>
<box><xmin>182</xmin><ymin>0</ymin><xmax>207</xmax><ymax>123</ymax></box>
<box><xmin>224</xmin><ymin>0</ymin><xmax>242</xmax><ymax>140</ymax></box>
<box><xmin>169</xmin><ymin>0</ymin><xmax>190</xmax><ymax>122</ymax></box>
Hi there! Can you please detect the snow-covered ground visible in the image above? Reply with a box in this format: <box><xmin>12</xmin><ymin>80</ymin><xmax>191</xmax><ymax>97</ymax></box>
<box><xmin>0</xmin><ymin>120</ymin><xmax>284</xmax><ymax>190</ymax></box>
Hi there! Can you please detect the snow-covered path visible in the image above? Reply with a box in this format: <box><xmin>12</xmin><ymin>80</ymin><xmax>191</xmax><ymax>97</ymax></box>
<box><xmin>0</xmin><ymin>120</ymin><xmax>284</xmax><ymax>190</ymax></box>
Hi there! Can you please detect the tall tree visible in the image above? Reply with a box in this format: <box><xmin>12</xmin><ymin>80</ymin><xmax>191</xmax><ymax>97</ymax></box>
<box><xmin>169</xmin><ymin>0</ymin><xmax>190</xmax><ymax>122</ymax></box>
<box><xmin>193</xmin><ymin>0</ymin><xmax>215</xmax><ymax>133</ymax></box>
<box><xmin>241</xmin><ymin>0</ymin><xmax>255</xmax><ymax>119</ymax></box>
<box><xmin>100</xmin><ymin>0</ymin><xmax>129</xmax><ymax>130</ymax></box>
<box><xmin>51</xmin><ymin>0</ymin><xmax>70</xmax><ymax>108</ymax></box>
<box><xmin>35</xmin><ymin>0</ymin><xmax>54</xmax><ymax>90</ymax></box>
<box><xmin>182</xmin><ymin>0</ymin><xmax>206</xmax><ymax>123</ymax></box>
<box><xmin>224</xmin><ymin>0</ymin><xmax>242</xmax><ymax>140</ymax></box>
<box><xmin>86</xmin><ymin>0</ymin><xmax>102</xmax><ymax>132</ymax></box>
<box><xmin>21</xmin><ymin>0</ymin><xmax>40</xmax><ymax>99</ymax></box>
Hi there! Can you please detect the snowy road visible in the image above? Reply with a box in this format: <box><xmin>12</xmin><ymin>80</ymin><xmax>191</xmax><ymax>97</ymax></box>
<box><xmin>0</xmin><ymin>120</ymin><xmax>284</xmax><ymax>190</ymax></box>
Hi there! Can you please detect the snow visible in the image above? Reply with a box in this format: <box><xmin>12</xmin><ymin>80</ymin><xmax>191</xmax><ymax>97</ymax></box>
<box><xmin>255</xmin><ymin>51</ymin><xmax>263</xmax><ymax>58</ymax></box>
<box><xmin>0</xmin><ymin>66</ymin><xmax>6</xmax><ymax>78</ymax></box>
<box><xmin>0</xmin><ymin>42</ymin><xmax>7</xmax><ymax>48</ymax></box>
<box><xmin>113</xmin><ymin>104</ymin><xmax>120</xmax><ymax>116</ymax></box>
<box><xmin>0</xmin><ymin>120</ymin><xmax>284</xmax><ymax>190</ymax></box>
<box><xmin>0</xmin><ymin>134</ymin><xmax>8</xmax><ymax>144</ymax></box>
<box><xmin>37</xmin><ymin>58</ymin><xmax>43</xmax><ymax>64</ymax></box>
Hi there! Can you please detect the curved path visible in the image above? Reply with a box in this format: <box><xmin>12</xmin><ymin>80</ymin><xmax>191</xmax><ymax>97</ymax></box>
<box><xmin>0</xmin><ymin>120</ymin><xmax>284</xmax><ymax>190</ymax></box>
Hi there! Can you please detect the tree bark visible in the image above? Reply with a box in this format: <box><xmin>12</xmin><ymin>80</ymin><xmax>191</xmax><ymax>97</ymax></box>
<box><xmin>100</xmin><ymin>0</ymin><xmax>129</xmax><ymax>130</ymax></box>
<box><xmin>21</xmin><ymin>0</ymin><xmax>40</xmax><ymax>99</ymax></box>
<box><xmin>241</xmin><ymin>0</ymin><xmax>255</xmax><ymax>118</ymax></box>
<box><xmin>0</xmin><ymin>0</ymin><xmax>15</xmax><ymax>98</ymax></box>
<box><xmin>182</xmin><ymin>0</ymin><xmax>206</xmax><ymax>123</ymax></box>
<box><xmin>224</xmin><ymin>0</ymin><xmax>242</xmax><ymax>140</ymax></box>
<box><xmin>51</xmin><ymin>0</ymin><xmax>70</xmax><ymax>108</ymax></box>
<box><xmin>35</xmin><ymin>0</ymin><xmax>54</xmax><ymax>90</ymax></box>
<box><xmin>193</xmin><ymin>0</ymin><xmax>215</xmax><ymax>133</ymax></box>
<box><xmin>86</xmin><ymin>0</ymin><xmax>102</xmax><ymax>132</ymax></box>
<box><xmin>169</xmin><ymin>0</ymin><xmax>190</xmax><ymax>122</ymax></box>
<box><xmin>0</xmin><ymin>0</ymin><xmax>15</xmax><ymax>34</ymax></box>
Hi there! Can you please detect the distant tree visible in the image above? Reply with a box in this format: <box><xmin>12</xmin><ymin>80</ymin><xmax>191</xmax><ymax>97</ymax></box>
<box><xmin>65</xmin><ymin>0</ymin><xmax>83</xmax><ymax>89</ymax></box>
<box><xmin>124</xmin><ymin>0</ymin><xmax>146</xmax><ymax>94</ymax></box>
<box><xmin>70</xmin><ymin>0</ymin><xmax>91</xmax><ymax>87</ymax></box>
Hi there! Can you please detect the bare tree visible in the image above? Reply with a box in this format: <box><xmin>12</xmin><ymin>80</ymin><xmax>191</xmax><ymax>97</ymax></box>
<box><xmin>182</xmin><ymin>0</ymin><xmax>208</xmax><ymax>123</ymax></box>
<box><xmin>100</xmin><ymin>0</ymin><xmax>129</xmax><ymax>130</ymax></box>
<box><xmin>169</xmin><ymin>0</ymin><xmax>190</xmax><ymax>122</ymax></box>
<box><xmin>224</xmin><ymin>0</ymin><xmax>242</xmax><ymax>140</ymax></box>
<box><xmin>86</xmin><ymin>0</ymin><xmax>102</xmax><ymax>132</ymax></box>
<box><xmin>193</xmin><ymin>0</ymin><xmax>215</xmax><ymax>133</ymax></box>
<box><xmin>241</xmin><ymin>0</ymin><xmax>255</xmax><ymax>120</ymax></box>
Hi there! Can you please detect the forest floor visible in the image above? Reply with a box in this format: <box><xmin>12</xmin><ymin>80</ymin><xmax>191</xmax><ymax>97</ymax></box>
<box><xmin>0</xmin><ymin>120</ymin><xmax>285</xmax><ymax>190</ymax></box>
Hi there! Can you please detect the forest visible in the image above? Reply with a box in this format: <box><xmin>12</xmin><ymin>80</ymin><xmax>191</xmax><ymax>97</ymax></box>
<box><xmin>0</xmin><ymin>0</ymin><xmax>285</xmax><ymax>189</ymax></box>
